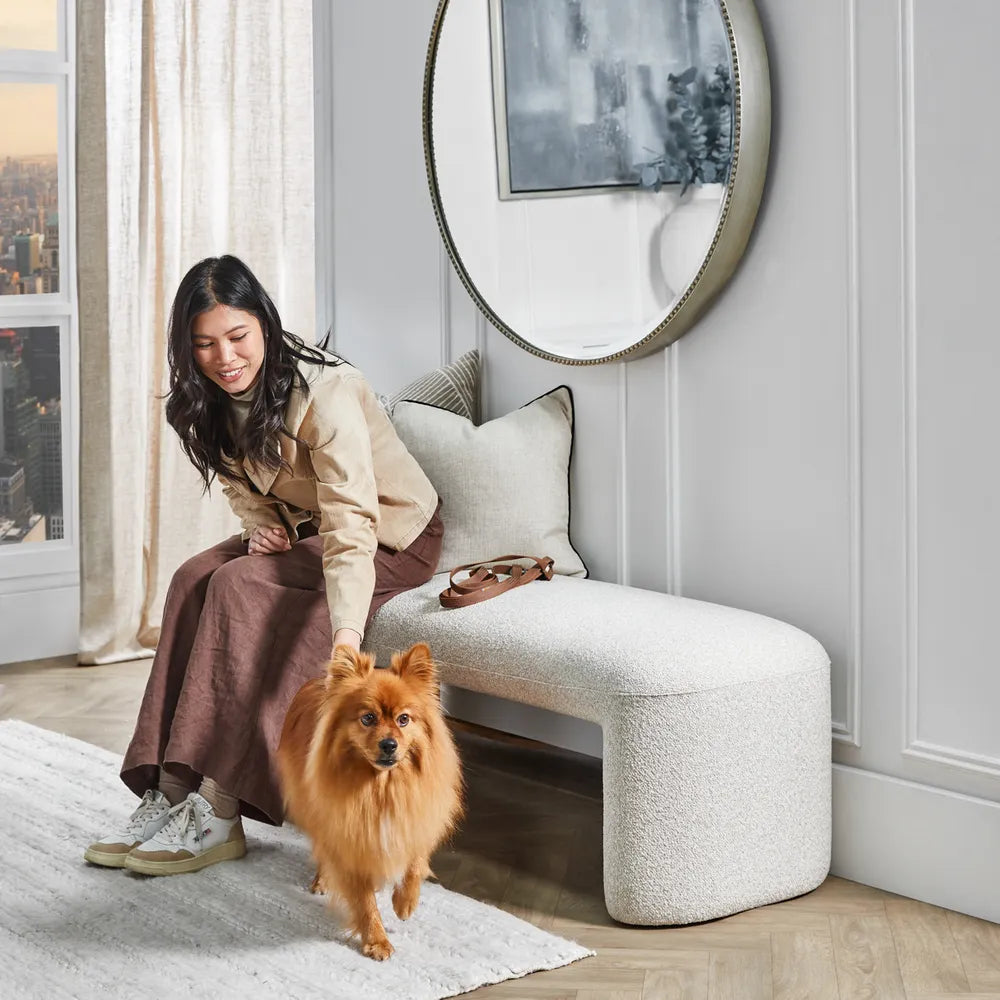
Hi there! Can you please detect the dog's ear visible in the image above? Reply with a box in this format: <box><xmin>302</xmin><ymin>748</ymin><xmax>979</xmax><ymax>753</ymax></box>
<box><xmin>390</xmin><ymin>642</ymin><xmax>438</xmax><ymax>688</ymax></box>
<box><xmin>326</xmin><ymin>645</ymin><xmax>374</xmax><ymax>687</ymax></box>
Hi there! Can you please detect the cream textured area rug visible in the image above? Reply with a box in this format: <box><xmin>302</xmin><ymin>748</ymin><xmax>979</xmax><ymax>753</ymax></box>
<box><xmin>0</xmin><ymin>720</ymin><xmax>592</xmax><ymax>999</ymax></box>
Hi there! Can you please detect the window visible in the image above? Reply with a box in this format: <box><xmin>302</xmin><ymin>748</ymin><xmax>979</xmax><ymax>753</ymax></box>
<box><xmin>0</xmin><ymin>325</ymin><xmax>62</xmax><ymax>542</ymax></box>
<box><xmin>0</xmin><ymin>83</ymin><xmax>61</xmax><ymax>297</ymax></box>
<box><xmin>0</xmin><ymin>0</ymin><xmax>76</xmax><ymax>574</ymax></box>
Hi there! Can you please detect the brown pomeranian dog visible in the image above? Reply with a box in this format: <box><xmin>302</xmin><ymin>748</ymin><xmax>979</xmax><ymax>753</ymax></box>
<box><xmin>277</xmin><ymin>642</ymin><xmax>463</xmax><ymax>960</ymax></box>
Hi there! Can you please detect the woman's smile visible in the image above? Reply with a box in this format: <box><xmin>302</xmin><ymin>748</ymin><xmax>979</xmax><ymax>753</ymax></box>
<box><xmin>191</xmin><ymin>304</ymin><xmax>265</xmax><ymax>393</ymax></box>
<box><xmin>217</xmin><ymin>364</ymin><xmax>249</xmax><ymax>384</ymax></box>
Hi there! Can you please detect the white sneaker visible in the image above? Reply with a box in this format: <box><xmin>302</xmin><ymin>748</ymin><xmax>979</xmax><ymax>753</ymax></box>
<box><xmin>123</xmin><ymin>792</ymin><xmax>246</xmax><ymax>876</ymax></box>
<box><xmin>83</xmin><ymin>789</ymin><xmax>173</xmax><ymax>868</ymax></box>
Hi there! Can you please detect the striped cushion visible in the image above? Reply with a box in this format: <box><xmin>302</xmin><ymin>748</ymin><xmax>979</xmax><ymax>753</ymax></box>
<box><xmin>383</xmin><ymin>349</ymin><xmax>480</xmax><ymax>423</ymax></box>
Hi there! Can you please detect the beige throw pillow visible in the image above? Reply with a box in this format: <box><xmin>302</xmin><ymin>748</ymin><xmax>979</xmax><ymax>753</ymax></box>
<box><xmin>392</xmin><ymin>386</ymin><xmax>588</xmax><ymax>577</ymax></box>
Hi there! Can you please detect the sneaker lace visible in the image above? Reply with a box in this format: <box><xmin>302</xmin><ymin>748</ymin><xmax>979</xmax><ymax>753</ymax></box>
<box><xmin>123</xmin><ymin>789</ymin><xmax>165</xmax><ymax>836</ymax></box>
<box><xmin>156</xmin><ymin>797</ymin><xmax>206</xmax><ymax>847</ymax></box>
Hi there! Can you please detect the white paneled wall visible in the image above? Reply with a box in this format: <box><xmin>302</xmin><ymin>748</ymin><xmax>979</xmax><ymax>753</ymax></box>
<box><xmin>906</xmin><ymin>0</ymin><xmax>1000</xmax><ymax>775</ymax></box>
<box><xmin>327</xmin><ymin>0</ymin><xmax>1000</xmax><ymax>920</ymax></box>
<box><xmin>328</xmin><ymin>0</ymin><xmax>446</xmax><ymax>383</ymax></box>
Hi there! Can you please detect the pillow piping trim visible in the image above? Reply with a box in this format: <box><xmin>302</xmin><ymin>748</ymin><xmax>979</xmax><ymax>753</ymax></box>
<box><xmin>394</xmin><ymin>384</ymin><xmax>589</xmax><ymax>579</ymax></box>
<box><xmin>517</xmin><ymin>384</ymin><xmax>588</xmax><ymax>580</ymax></box>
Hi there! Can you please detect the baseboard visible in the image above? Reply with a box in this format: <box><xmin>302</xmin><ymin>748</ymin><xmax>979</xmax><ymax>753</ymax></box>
<box><xmin>442</xmin><ymin>686</ymin><xmax>603</xmax><ymax>759</ymax></box>
<box><xmin>0</xmin><ymin>585</ymin><xmax>79</xmax><ymax>664</ymax></box>
<box><xmin>832</xmin><ymin>763</ymin><xmax>1000</xmax><ymax>923</ymax></box>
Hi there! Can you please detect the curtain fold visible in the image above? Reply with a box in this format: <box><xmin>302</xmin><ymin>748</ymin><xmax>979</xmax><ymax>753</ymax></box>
<box><xmin>77</xmin><ymin>0</ymin><xmax>315</xmax><ymax>664</ymax></box>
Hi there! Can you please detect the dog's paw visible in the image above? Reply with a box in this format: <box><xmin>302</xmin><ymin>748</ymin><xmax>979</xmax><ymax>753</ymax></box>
<box><xmin>308</xmin><ymin>872</ymin><xmax>328</xmax><ymax>895</ymax></box>
<box><xmin>362</xmin><ymin>937</ymin><xmax>394</xmax><ymax>961</ymax></box>
<box><xmin>392</xmin><ymin>883</ymin><xmax>419</xmax><ymax>920</ymax></box>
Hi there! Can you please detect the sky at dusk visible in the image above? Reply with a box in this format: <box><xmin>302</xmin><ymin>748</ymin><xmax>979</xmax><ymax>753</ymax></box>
<box><xmin>0</xmin><ymin>2</ymin><xmax>60</xmax><ymax>156</ymax></box>
<box><xmin>0</xmin><ymin>0</ymin><xmax>59</xmax><ymax>158</ymax></box>
<box><xmin>0</xmin><ymin>1</ymin><xmax>57</xmax><ymax>52</ymax></box>
<box><xmin>0</xmin><ymin>83</ymin><xmax>58</xmax><ymax>158</ymax></box>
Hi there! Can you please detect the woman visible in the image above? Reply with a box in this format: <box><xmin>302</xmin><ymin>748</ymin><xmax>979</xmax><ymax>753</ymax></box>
<box><xmin>84</xmin><ymin>255</ymin><xmax>442</xmax><ymax>875</ymax></box>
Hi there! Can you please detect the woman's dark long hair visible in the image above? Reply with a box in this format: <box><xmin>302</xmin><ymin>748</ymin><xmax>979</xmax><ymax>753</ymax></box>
<box><xmin>164</xmin><ymin>254</ymin><xmax>341</xmax><ymax>491</ymax></box>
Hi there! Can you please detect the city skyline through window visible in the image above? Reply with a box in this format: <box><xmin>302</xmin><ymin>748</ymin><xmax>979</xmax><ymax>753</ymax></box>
<box><xmin>0</xmin><ymin>0</ymin><xmax>73</xmax><ymax>564</ymax></box>
<box><xmin>0</xmin><ymin>83</ymin><xmax>60</xmax><ymax>298</ymax></box>
<box><xmin>0</xmin><ymin>326</ymin><xmax>62</xmax><ymax>544</ymax></box>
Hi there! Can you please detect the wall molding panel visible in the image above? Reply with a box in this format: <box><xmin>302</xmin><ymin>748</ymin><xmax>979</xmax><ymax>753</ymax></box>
<box><xmin>439</xmin><ymin>242</ymin><xmax>453</xmax><ymax>366</ymax></box>
<box><xmin>900</xmin><ymin>0</ymin><xmax>923</xmax><ymax>776</ymax></box>
<box><xmin>665</xmin><ymin>343</ymin><xmax>682</xmax><ymax>597</ymax></box>
<box><xmin>836</xmin><ymin>0</ymin><xmax>863</xmax><ymax>747</ymax></box>
<box><xmin>894</xmin><ymin>0</ymin><xmax>1000</xmax><ymax>785</ymax></box>
<box><xmin>904</xmin><ymin>740</ymin><xmax>1000</xmax><ymax>780</ymax></box>
<box><xmin>617</xmin><ymin>364</ymin><xmax>630</xmax><ymax>587</ymax></box>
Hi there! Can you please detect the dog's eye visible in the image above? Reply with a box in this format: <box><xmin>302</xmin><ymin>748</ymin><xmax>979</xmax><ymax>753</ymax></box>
<box><xmin>360</xmin><ymin>712</ymin><xmax>376</xmax><ymax>727</ymax></box>
<box><xmin>397</xmin><ymin>714</ymin><xmax>410</xmax><ymax>727</ymax></box>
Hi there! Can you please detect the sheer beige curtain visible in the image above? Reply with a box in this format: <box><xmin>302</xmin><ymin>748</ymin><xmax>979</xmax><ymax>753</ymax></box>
<box><xmin>77</xmin><ymin>0</ymin><xmax>315</xmax><ymax>663</ymax></box>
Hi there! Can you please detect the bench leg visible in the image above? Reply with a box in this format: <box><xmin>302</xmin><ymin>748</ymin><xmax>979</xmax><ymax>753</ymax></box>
<box><xmin>601</xmin><ymin>669</ymin><xmax>831</xmax><ymax>925</ymax></box>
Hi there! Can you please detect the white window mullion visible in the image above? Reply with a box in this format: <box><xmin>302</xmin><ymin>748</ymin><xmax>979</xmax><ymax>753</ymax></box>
<box><xmin>0</xmin><ymin>52</ymin><xmax>68</xmax><ymax>74</ymax></box>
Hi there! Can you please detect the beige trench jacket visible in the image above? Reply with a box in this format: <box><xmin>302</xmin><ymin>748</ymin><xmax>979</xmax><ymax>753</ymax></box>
<box><xmin>220</xmin><ymin>358</ymin><xmax>438</xmax><ymax>639</ymax></box>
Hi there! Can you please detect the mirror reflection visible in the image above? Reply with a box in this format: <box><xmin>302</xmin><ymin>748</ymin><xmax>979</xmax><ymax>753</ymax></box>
<box><xmin>428</xmin><ymin>0</ymin><xmax>739</xmax><ymax>362</ymax></box>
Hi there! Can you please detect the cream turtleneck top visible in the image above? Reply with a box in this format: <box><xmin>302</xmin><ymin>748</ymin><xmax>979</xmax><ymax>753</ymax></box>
<box><xmin>228</xmin><ymin>380</ymin><xmax>258</xmax><ymax>437</ymax></box>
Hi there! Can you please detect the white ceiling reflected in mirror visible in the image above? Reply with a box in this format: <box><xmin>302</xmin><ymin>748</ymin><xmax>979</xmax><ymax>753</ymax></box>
<box><xmin>424</xmin><ymin>0</ymin><xmax>770</xmax><ymax>364</ymax></box>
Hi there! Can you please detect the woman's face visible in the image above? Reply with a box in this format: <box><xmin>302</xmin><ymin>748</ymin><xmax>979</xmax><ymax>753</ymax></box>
<box><xmin>191</xmin><ymin>304</ymin><xmax>266</xmax><ymax>394</ymax></box>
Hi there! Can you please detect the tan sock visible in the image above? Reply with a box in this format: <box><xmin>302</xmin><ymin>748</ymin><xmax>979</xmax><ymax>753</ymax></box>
<box><xmin>198</xmin><ymin>777</ymin><xmax>239</xmax><ymax>819</ymax></box>
<box><xmin>157</xmin><ymin>770</ymin><xmax>193</xmax><ymax>807</ymax></box>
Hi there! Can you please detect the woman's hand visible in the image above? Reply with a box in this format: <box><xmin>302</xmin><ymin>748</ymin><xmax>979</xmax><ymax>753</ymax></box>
<box><xmin>248</xmin><ymin>525</ymin><xmax>291</xmax><ymax>555</ymax></box>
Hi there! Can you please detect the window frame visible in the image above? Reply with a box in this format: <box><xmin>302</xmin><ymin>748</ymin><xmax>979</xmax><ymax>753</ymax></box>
<box><xmin>0</xmin><ymin>0</ymin><xmax>78</xmax><ymax>585</ymax></box>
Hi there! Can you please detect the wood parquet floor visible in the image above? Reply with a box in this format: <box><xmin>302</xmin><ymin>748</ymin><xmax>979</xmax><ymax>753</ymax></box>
<box><xmin>3</xmin><ymin>654</ymin><xmax>1000</xmax><ymax>1000</ymax></box>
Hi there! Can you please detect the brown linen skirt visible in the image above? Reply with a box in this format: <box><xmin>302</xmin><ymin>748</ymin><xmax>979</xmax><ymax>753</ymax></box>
<box><xmin>120</xmin><ymin>506</ymin><xmax>443</xmax><ymax>825</ymax></box>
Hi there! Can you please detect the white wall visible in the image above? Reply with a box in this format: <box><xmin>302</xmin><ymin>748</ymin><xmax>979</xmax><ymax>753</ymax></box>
<box><xmin>328</xmin><ymin>0</ymin><xmax>1000</xmax><ymax>921</ymax></box>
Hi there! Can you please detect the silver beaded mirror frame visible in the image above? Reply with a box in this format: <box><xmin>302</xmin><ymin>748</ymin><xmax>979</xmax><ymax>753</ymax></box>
<box><xmin>423</xmin><ymin>0</ymin><xmax>771</xmax><ymax>365</ymax></box>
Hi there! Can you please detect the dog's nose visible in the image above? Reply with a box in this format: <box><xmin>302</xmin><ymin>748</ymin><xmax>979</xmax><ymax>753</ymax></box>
<box><xmin>379</xmin><ymin>737</ymin><xmax>398</xmax><ymax>756</ymax></box>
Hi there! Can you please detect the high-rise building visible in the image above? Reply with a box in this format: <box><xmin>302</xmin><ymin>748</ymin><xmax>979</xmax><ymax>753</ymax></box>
<box><xmin>0</xmin><ymin>457</ymin><xmax>28</xmax><ymax>521</ymax></box>
<box><xmin>0</xmin><ymin>348</ymin><xmax>9</xmax><ymax>450</ymax></box>
<box><xmin>38</xmin><ymin>400</ymin><xmax>62</xmax><ymax>519</ymax></box>
<box><xmin>14</xmin><ymin>232</ymin><xmax>41</xmax><ymax>276</ymax></box>
<box><xmin>45</xmin><ymin>212</ymin><xmax>58</xmax><ymax>252</ymax></box>
<box><xmin>0</xmin><ymin>327</ymin><xmax>17</xmax><ymax>364</ymax></box>
<box><xmin>20</xmin><ymin>327</ymin><xmax>60</xmax><ymax>403</ymax></box>
<box><xmin>42</xmin><ymin>212</ymin><xmax>59</xmax><ymax>293</ymax></box>
<box><xmin>0</xmin><ymin>331</ymin><xmax>43</xmax><ymax>513</ymax></box>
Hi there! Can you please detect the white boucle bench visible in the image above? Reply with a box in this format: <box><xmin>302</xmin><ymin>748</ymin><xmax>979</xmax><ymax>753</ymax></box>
<box><xmin>364</xmin><ymin>571</ymin><xmax>832</xmax><ymax>926</ymax></box>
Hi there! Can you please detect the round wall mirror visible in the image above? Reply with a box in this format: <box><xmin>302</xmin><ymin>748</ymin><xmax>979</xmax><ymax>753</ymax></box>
<box><xmin>424</xmin><ymin>0</ymin><xmax>771</xmax><ymax>365</ymax></box>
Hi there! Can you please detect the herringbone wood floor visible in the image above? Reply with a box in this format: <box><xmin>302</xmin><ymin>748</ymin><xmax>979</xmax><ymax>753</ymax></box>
<box><xmin>2</xmin><ymin>655</ymin><xmax>999</xmax><ymax>999</ymax></box>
